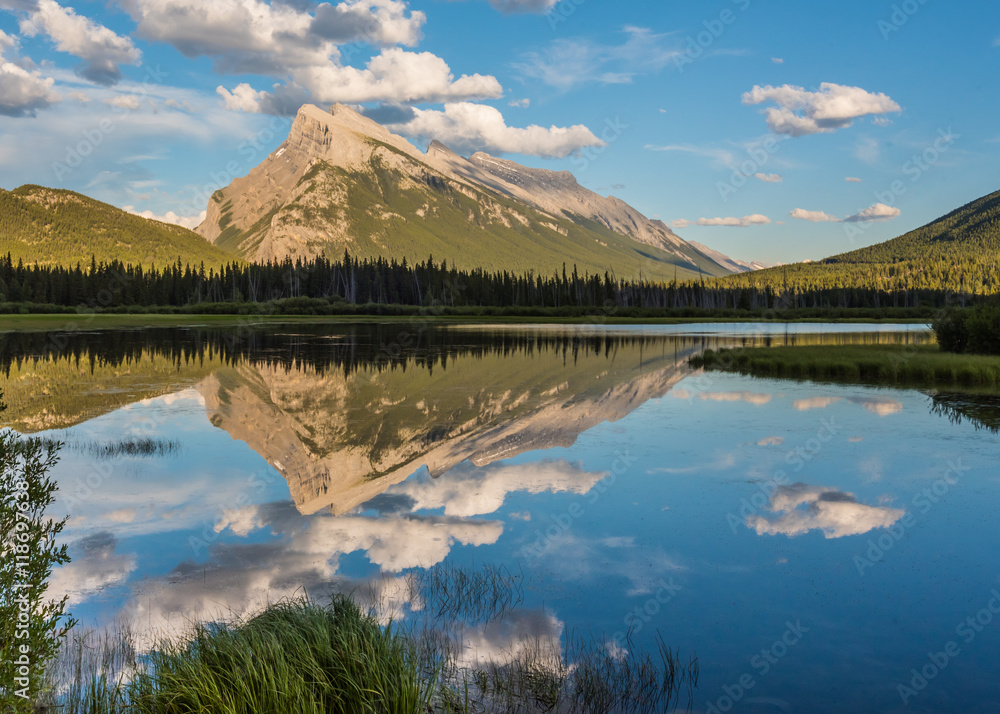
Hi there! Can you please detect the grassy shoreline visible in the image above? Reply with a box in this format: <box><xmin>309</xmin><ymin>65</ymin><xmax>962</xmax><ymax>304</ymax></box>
<box><xmin>690</xmin><ymin>343</ymin><xmax>1000</xmax><ymax>389</ymax></box>
<box><xmin>0</xmin><ymin>312</ymin><xmax>934</xmax><ymax>332</ymax></box>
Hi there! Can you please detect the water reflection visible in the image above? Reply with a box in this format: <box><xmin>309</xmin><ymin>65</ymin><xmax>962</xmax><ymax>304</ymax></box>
<box><xmin>747</xmin><ymin>483</ymin><xmax>906</xmax><ymax>539</ymax></box>
<box><xmin>7</xmin><ymin>322</ymin><xmax>997</xmax><ymax>712</ymax></box>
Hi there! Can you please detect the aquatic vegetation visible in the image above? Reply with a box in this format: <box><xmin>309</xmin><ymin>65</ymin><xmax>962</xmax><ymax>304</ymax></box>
<box><xmin>691</xmin><ymin>344</ymin><xmax>1000</xmax><ymax>388</ymax></box>
<box><xmin>36</xmin><ymin>437</ymin><xmax>181</xmax><ymax>459</ymax></box>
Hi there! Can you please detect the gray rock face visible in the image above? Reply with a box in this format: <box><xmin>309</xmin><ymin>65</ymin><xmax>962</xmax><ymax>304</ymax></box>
<box><xmin>196</xmin><ymin>103</ymin><xmax>736</xmax><ymax>276</ymax></box>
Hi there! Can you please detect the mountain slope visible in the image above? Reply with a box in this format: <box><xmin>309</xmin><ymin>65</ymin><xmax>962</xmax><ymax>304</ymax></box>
<box><xmin>687</xmin><ymin>241</ymin><xmax>775</xmax><ymax>273</ymax></box>
<box><xmin>720</xmin><ymin>188</ymin><xmax>1000</xmax><ymax>294</ymax></box>
<box><xmin>0</xmin><ymin>185</ymin><xmax>236</xmax><ymax>268</ymax></box>
<box><xmin>197</xmin><ymin>104</ymin><xmax>730</xmax><ymax>281</ymax></box>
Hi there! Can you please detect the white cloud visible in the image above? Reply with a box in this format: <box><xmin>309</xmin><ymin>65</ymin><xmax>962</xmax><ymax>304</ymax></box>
<box><xmin>513</xmin><ymin>26</ymin><xmax>680</xmax><ymax>91</ymax></box>
<box><xmin>508</xmin><ymin>97</ymin><xmax>530</xmax><ymax>108</ymax></box>
<box><xmin>104</xmin><ymin>94</ymin><xmax>141</xmax><ymax>110</ymax></box>
<box><xmin>748</xmin><ymin>483</ymin><xmax>905</xmax><ymax>539</ymax></box>
<box><xmin>385</xmin><ymin>101</ymin><xmax>603</xmax><ymax>158</ymax></box>
<box><xmin>120</xmin><ymin>0</ymin><xmax>497</xmax><ymax>112</ymax></box>
<box><xmin>48</xmin><ymin>532</ymin><xmax>138</xmax><ymax>606</ymax></box>
<box><xmin>790</xmin><ymin>203</ymin><xmax>899</xmax><ymax>223</ymax></box>
<box><xmin>793</xmin><ymin>396</ymin><xmax>841</xmax><ymax>411</ymax></box>
<box><xmin>19</xmin><ymin>0</ymin><xmax>141</xmax><ymax>84</ymax></box>
<box><xmin>742</xmin><ymin>82</ymin><xmax>901</xmax><ymax>137</ymax></box>
<box><xmin>0</xmin><ymin>29</ymin><xmax>59</xmax><ymax>116</ymax></box>
<box><xmin>790</xmin><ymin>207</ymin><xmax>839</xmax><ymax>222</ymax></box>
<box><xmin>754</xmin><ymin>172</ymin><xmax>782</xmax><ymax>183</ymax></box>
<box><xmin>845</xmin><ymin>176</ymin><xmax>862</xmax><ymax>182</ymax></box>
<box><xmin>850</xmin><ymin>396</ymin><xmax>903</xmax><ymax>416</ymax></box>
<box><xmin>220</xmin><ymin>49</ymin><xmax>502</xmax><ymax>113</ymax></box>
<box><xmin>124</xmin><ymin>205</ymin><xmax>207</xmax><ymax>230</ymax></box>
<box><xmin>844</xmin><ymin>202</ymin><xmax>900</xmax><ymax>222</ymax></box>
<box><xmin>672</xmin><ymin>214</ymin><xmax>770</xmax><ymax>228</ymax></box>
<box><xmin>771</xmin><ymin>57</ymin><xmax>784</xmax><ymax>64</ymax></box>
<box><xmin>386</xmin><ymin>460</ymin><xmax>606</xmax><ymax>518</ymax></box>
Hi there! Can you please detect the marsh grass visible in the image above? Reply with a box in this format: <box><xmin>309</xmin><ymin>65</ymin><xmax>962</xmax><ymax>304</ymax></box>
<box><xmin>42</xmin><ymin>596</ymin><xmax>433</xmax><ymax>714</ymax></box>
<box><xmin>411</xmin><ymin>562</ymin><xmax>525</xmax><ymax>624</ymax></box>
<box><xmin>691</xmin><ymin>344</ymin><xmax>1000</xmax><ymax>388</ymax></box>
<box><xmin>39</xmin><ymin>589</ymin><xmax>698</xmax><ymax>714</ymax></box>
<box><xmin>37</xmin><ymin>437</ymin><xmax>181</xmax><ymax>459</ymax></box>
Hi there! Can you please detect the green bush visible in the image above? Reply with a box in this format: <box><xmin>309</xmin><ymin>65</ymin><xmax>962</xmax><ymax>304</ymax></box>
<box><xmin>934</xmin><ymin>309</ymin><xmax>970</xmax><ymax>353</ymax></box>
<box><xmin>936</xmin><ymin>305</ymin><xmax>1000</xmax><ymax>355</ymax></box>
<box><xmin>966</xmin><ymin>304</ymin><xmax>1000</xmax><ymax>355</ymax></box>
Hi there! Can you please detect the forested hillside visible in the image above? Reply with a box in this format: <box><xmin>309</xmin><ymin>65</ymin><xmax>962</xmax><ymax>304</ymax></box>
<box><xmin>0</xmin><ymin>185</ymin><xmax>235</xmax><ymax>269</ymax></box>
<box><xmin>721</xmin><ymin>188</ymin><xmax>1000</xmax><ymax>295</ymax></box>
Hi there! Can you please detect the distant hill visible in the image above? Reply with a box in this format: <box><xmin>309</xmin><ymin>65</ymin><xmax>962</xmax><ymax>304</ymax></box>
<box><xmin>687</xmin><ymin>241</ymin><xmax>777</xmax><ymax>273</ymax></box>
<box><xmin>722</xmin><ymin>188</ymin><xmax>1000</xmax><ymax>294</ymax></box>
<box><xmin>0</xmin><ymin>185</ymin><xmax>236</xmax><ymax>269</ymax></box>
<box><xmin>197</xmin><ymin>103</ymin><xmax>732</xmax><ymax>282</ymax></box>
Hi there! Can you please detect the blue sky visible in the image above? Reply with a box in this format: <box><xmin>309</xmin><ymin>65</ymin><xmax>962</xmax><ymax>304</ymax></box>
<box><xmin>0</xmin><ymin>0</ymin><xmax>996</xmax><ymax>264</ymax></box>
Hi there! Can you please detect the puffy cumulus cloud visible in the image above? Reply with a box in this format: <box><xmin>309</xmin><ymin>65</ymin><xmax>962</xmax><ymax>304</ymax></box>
<box><xmin>790</xmin><ymin>202</ymin><xmax>899</xmax><ymax>224</ymax></box>
<box><xmin>385</xmin><ymin>101</ymin><xmax>603</xmax><ymax>158</ymax></box>
<box><xmin>18</xmin><ymin>0</ymin><xmax>141</xmax><ymax>84</ymax></box>
<box><xmin>220</xmin><ymin>50</ymin><xmax>502</xmax><ymax>114</ymax></box>
<box><xmin>120</xmin><ymin>0</ymin><xmax>497</xmax><ymax>111</ymax></box>
<box><xmin>123</xmin><ymin>206</ymin><xmax>208</xmax><ymax>230</ymax></box>
<box><xmin>754</xmin><ymin>172</ymin><xmax>782</xmax><ymax>183</ymax></box>
<box><xmin>48</xmin><ymin>532</ymin><xmax>138</xmax><ymax>606</ymax></box>
<box><xmin>0</xmin><ymin>29</ymin><xmax>59</xmax><ymax>116</ymax></box>
<box><xmin>385</xmin><ymin>459</ymin><xmax>607</xmax><ymax>518</ymax></box>
<box><xmin>107</xmin><ymin>503</ymin><xmax>504</xmax><ymax>646</ymax></box>
<box><xmin>120</xmin><ymin>0</ymin><xmax>422</xmax><ymax>71</ymax></box>
<box><xmin>845</xmin><ymin>176</ymin><xmax>862</xmax><ymax>182</ymax></box>
<box><xmin>844</xmin><ymin>202</ymin><xmax>900</xmax><ymax>222</ymax></box>
<box><xmin>747</xmin><ymin>482</ymin><xmax>905</xmax><ymax>539</ymax></box>
<box><xmin>310</xmin><ymin>0</ymin><xmax>424</xmax><ymax>45</ymax></box>
<box><xmin>676</xmin><ymin>214</ymin><xmax>771</xmax><ymax>228</ymax></box>
<box><xmin>742</xmin><ymin>82</ymin><xmax>901</xmax><ymax>137</ymax></box>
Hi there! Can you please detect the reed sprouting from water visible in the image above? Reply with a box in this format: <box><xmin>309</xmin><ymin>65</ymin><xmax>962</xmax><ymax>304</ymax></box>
<box><xmin>36</xmin><ymin>437</ymin><xmax>181</xmax><ymax>459</ymax></box>
<box><xmin>411</xmin><ymin>562</ymin><xmax>525</xmax><ymax>624</ymax></box>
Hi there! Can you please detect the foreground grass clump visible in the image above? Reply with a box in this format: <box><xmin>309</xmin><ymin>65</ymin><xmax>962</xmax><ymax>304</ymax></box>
<box><xmin>690</xmin><ymin>344</ymin><xmax>1000</xmax><ymax>387</ymax></box>
<box><xmin>127</xmin><ymin>596</ymin><xmax>430</xmax><ymax>714</ymax></box>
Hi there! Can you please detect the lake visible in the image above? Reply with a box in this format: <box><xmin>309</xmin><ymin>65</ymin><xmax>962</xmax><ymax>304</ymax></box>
<box><xmin>3</xmin><ymin>321</ymin><xmax>999</xmax><ymax>713</ymax></box>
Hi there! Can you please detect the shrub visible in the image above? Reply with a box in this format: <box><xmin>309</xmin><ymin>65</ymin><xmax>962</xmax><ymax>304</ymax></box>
<box><xmin>934</xmin><ymin>309</ymin><xmax>970</xmax><ymax>353</ymax></box>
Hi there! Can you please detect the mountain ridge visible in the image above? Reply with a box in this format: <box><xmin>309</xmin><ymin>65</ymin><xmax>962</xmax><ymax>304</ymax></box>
<box><xmin>196</xmin><ymin>103</ymin><xmax>733</xmax><ymax>281</ymax></box>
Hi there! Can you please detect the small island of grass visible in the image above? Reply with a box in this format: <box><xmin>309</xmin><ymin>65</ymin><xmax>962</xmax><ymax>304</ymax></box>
<box><xmin>689</xmin><ymin>343</ymin><xmax>1000</xmax><ymax>389</ymax></box>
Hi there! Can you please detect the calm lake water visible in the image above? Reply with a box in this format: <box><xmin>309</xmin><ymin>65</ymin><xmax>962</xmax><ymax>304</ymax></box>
<box><xmin>4</xmin><ymin>322</ymin><xmax>999</xmax><ymax>713</ymax></box>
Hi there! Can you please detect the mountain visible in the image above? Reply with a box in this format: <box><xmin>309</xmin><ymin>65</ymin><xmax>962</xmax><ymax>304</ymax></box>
<box><xmin>721</xmin><ymin>187</ymin><xmax>1000</xmax><ymax>294</ymax></box>
<box><xmin>687</xmin><ymin>241</ymin><xmax>776</xmax><ymax>273</ymax></box>
<box><xmin>196</xmin><ymin>104</ymin><xmax>731</xmax><ymax>281</ymax></box>
<box><xmin>0</xmin><ymin>185</ymin><xmax>235</xmax><ymax>268</ymax></box>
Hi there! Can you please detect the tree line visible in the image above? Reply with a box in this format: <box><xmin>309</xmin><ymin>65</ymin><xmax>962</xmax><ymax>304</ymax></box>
<box><xmin>0</xmin><ymin>251</ymin><xmax>983</xmax><ymax>312</ymax></box>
